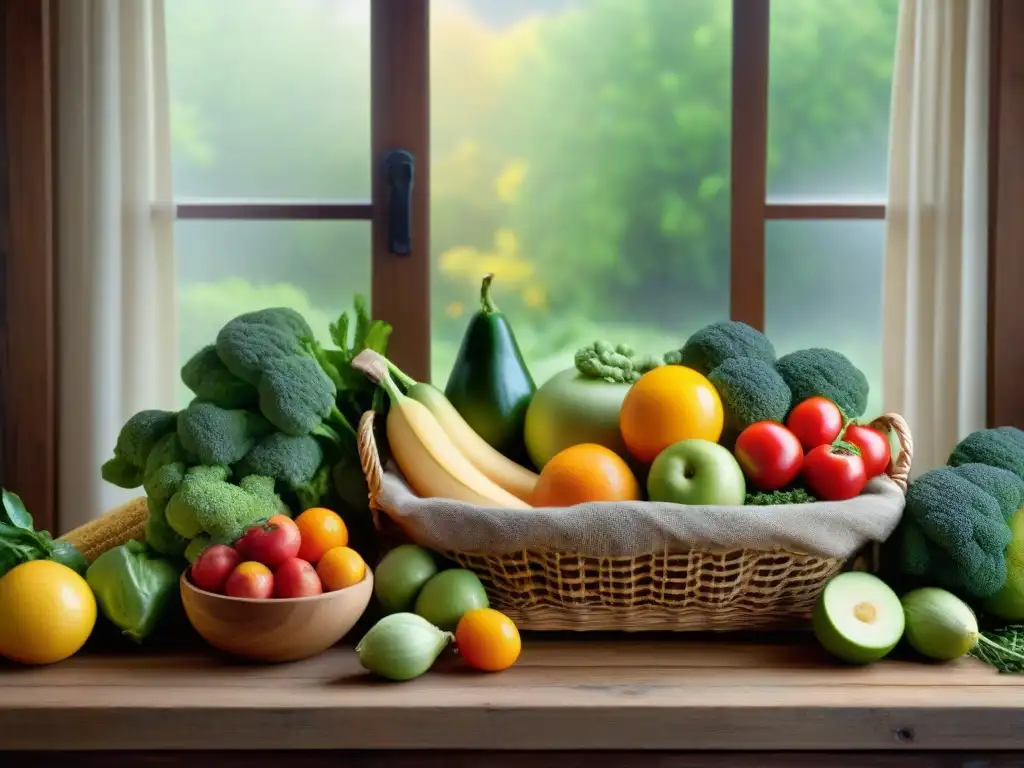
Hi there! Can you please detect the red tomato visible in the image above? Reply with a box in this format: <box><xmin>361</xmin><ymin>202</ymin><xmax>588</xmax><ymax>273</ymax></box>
<box><xmin>190</xmin><ymin>544</ymin><xmax>241</xmax><ymax>594</ymax></box>
<box><xmin>786</xmin><ymin>397</ymin><xmax>844</xmax><ymax>452</ymax></box>
<box><xmin>236</xmin><ymin>514</ymin><xmax>301</xmax><ymax>569</ymax></box>
<box><xmin>843</xmin><ymin>424</ymin><xmax>892</xmax><ymax>478</ymax></box>
<box><xmin>274</xmin><ymin>557</ymin><xmax>323</xmax><ymax>599</ymax></box>
<box><xmin>801</xmin><ymin>444</ymin><xmax>868</xmax><ymax>501</ymax></box>
<box><xmin>734</xmin><ymin>421</ymin><xmax>804</xmax><ymax>491</ymax></box>
<box><xmin>224</xmin><ymin>561</ymin><xmax>274</xmax><ymax>599</ymax></box>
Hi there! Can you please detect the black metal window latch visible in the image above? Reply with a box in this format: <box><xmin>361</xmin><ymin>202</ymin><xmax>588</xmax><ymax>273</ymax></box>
<box><xmin>383</xmin><ymin>149</ymin><xmax>414</xmax><ymax>256</ymax></box>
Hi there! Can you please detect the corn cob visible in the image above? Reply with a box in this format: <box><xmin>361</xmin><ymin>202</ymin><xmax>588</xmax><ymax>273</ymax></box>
<box><xmin>59</xmin><ymin>496</ymin><xmax>149</xmax><ymax>563</ymax></box>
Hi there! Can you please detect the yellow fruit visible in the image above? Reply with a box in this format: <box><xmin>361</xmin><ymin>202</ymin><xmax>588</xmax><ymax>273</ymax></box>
<box><xmin>0</xmin><ymin>560</ymin><xmax>97</xmax><ymax>665</ymax></box>
<box><xmin>619</xmin><ymin>365</ymin><xmax>725</xmax><ymax>464</ymax></box>
<box><xmin>316</xmin><ymin>546</ymin><xmax>367</xmax><ymax>591</ymax></box>
<box><xmin>407</xmin><ymin>383</ymin><xmax>538</xmax><ymax>502</ymax></box>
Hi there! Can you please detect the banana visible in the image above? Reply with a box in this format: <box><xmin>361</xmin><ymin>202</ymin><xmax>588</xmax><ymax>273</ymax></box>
<box><xmin>386</xmin><ymin>392</ymin><xmax>531</xmax><ymax>508</ymax></box>
<box><xmin>405</xmin><ymin>382</ymin><xmax>538</xmax><ymax>503</ymax></box>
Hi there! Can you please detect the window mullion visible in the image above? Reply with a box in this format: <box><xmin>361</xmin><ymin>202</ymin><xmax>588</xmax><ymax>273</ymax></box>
<box><xmin>371</xmin><ymin>0</ymin><xmax>431</xmax><ymax>382</ymax></box>
<box><xmin>730</xmin><ymin>0</ymin><xmax>770</xmax><ymax>331</ymax></box>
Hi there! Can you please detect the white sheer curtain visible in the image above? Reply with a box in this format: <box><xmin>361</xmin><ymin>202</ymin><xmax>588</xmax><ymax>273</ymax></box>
<box><xmin>883</xmin><ymin>0</ymin><xmax>990</xmax><ymax>474</ymax></box>
<box><xmin>56</xmin><ymin>0</ymin><xmax>177</xmax><ymax>532</ymax></box>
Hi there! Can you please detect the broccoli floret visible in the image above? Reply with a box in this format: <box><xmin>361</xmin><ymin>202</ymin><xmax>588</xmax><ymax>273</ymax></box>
<box><xmin>898</xmin><ymin>465</ymin><xmax>1015</xmax><ymax>599</ymax></box>
<box><xmin>949</xmin><ymin>462</ymin><xmax>1024</xmax><ymax>522</ymax></box>
<box><xmin>184</xmin><ymin>535</ymin><xmax>211</xmax><ymax>564</ymax></box>
<box><xmin>574</xmin><ymin>341</ymin><xmax>665</xmax><ymax>383</ymax></box>
<box><xmin>745</xmin><ymin>488</ymin><xmax>817</xmax><ymax>505</ymax></box>
<box><xmin>101</xmin><ymin>409</ymin><xmax>178</xmax><ymax>489</ymax></box>
<box><xmin>948</xmin><ymin>427</ymin><xmax>1024</xmax><ymax>482</ymax></box>
<box><xmin>708</xmin><ymin>357</ymin><xmax>792</xmax><ymax>441</ymax></box>
<box><xmin>181</xmin><ymin>345</ymin><xmax>259</xmax><ymax>410</ymax></box>
<box><xmin>669</xmin><ymin>321</ymin><xmax>776</xmax><ymax>376</ymax></box>
<box><xmin>774</xmin><ymin>347</ymin><xmax>870</xmax><ymax>418</ymax></box>
<box><xmin>142</xmin><ymin>433</ymin><xmax>195</xmax><ymax>504</ymax></box>
<box><xmin>176</xmin><ymin>401</ymin><xmax>273</xmax><ymax>467</ymax></box>
<box><xmin>295</xmin><ymin>463</ymin><xmax>333</xmax><ymax>512</ymax></box>
<box><xmin>144</xmin><ymin>496</ymin><xmax>188</xmax><ymax>558</ymax></box>
<box><xmin>235</xmin><ymin>432</ymin><xmax>324</xmax><ymax>489</ymax></box>
<box><xmin>165</xmin><ymin>465</ymin><xmax>288</xmax><ymax>544</ymax></box>
<box><xmin>215</xmin><ymin>308</ymin><xmax>352</xmax><ymax>439</ymax></box>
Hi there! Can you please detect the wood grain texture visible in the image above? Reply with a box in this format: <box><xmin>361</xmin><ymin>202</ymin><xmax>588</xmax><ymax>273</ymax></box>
<box><xmin>988</xmin><ymin>0</ymin><xmax>1024</xmax><ymax>428</ymax></box>
<box><xmin>370</xmin><ymin>0</ymin><xmax>431</xmax><ymax>383</ymax></box>
<box><xmin>6</xmin><ymin>752</ymin><xmax>1024</xmax><ymax>768</ymax></box>
<box><xmin>0</xmin><ymin>640</ymin><xmax>1020</xmax><ymax>752</ymax></box>
<box><xmin>0</xmin><ymin>0</ymin><xmax>56</xmax><ymax>532</ymax></box>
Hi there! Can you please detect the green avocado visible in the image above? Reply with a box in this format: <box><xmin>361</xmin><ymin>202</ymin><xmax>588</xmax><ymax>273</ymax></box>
<box><xmin>444</xmin><ymin>274</ymin><xmax>536</xmax><ymax>463</ymax></box>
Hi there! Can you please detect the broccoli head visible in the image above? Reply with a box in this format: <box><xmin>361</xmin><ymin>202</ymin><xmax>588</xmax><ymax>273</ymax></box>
<box><xmin>165</xmin><ymin>465</ymin><xmax>288</xmax><ymax>544</ymax></box>
<box><xmin>176</xmin><ymin>401</ymin><xmax>273</xmax><ymax>467</ymax></box>
<box><xmin>774</xmin><ymin>347</ymin><xmax>869</xmax><ymax>418</ymax></box>
<box><xmin>667</xmin><ymin>321</ymin><xmax>776</xmax><ymax>376</ymax></box>
<box><xmin>708</xmin><ymin>356</ymin><xmax>792</xmax><ymax>442</ymax></box>
<box><xmin>948</xmin><ymin>427</ymin><xmax>1024</xmax><ymax>482</ymax></box>
<box><xmin>898</xmin><ymin>465</ymin><xmax>1015</xmax><ymax>599</ymax></box>
<box><xmin>235</xmin><ymin>432</ymin><xmax>324</xmax><ymax>489</ymax></box>
<box><xmin>949</xmin><ymin>462</ymin><xmax>1024</xmax><ymax>522</ymax></box>
<box><xmin>181</xmin><ymin>345</ymin><xmax>259</xmax><ymax>410</ymax></box>
<box><xmin>101</xmin><ymin>409</ymin><xmax>179</xmax><ymax>489</ymax></box>
<box><xmin>574</xmin><ymin>341</ymin><xmax>665</xmax><ymax>383</ymax></box>
<box><xmin>142</xmin><ymin>433</ymin><xmax>195</xmax><ymax>504</ymax></box>
<box><xmin>144</xmin><ymin>496</ymin><xmax>188</xmax><ymax>558</ymax></box>
<box><xmin>215</xmin><ymin>308</ymin><xmax>351</xmax><ymax>439</ymax></box>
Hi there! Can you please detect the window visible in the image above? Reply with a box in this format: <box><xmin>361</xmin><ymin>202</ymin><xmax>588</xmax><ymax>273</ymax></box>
<box><xmin>166</xmin><ymin>0</ymin><xmax>898</xmax><ymax>416</ymax></box>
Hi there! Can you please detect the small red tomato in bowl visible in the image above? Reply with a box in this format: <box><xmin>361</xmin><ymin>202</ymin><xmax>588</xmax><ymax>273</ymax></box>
<box><xmin>191</xmin><ymin>544</ymin><xmax>242</xmax><ymax>594</ymax></box>
<box><xmin>274</xmin><ymin>557</ymin><xmax>323</xmax><ymax>599</ymax></box>
<box><xmin>236</xmin><ymin>514</ymin><xmax>302</xmax><ymax>569</ymax></box>
<box><xmin>801</xmin><ymin>443</ymin><xmax>868</xmax><ymax>501</ymax></box>
<box><xmin>843</xmin><ymin>424</ymin><xmax>892</xmax><ymax>478</ymax></box>
<box><xmin>786</xmin><ymin>397</ymin><xmax>844</xmax><ymax>452</ymax></box>
<box><xmin>224</xmin><ymin>561</ymin><xmax>275</xmax><ymax>599</ymax></box>
<box><xmin>734</xmin><ymin>421</ymin><xmax>804</xmax><ymax>491</ymax></box>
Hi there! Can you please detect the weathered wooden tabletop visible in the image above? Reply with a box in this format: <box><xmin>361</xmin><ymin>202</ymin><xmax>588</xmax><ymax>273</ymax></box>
<box><xmin>0</xmin><ymin>636</ymin><xmax>1022</xmax><ymax>757</ymax></box>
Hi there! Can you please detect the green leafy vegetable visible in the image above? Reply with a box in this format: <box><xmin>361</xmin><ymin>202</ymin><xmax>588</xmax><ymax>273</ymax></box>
<box><xmin>0</xmin><ymin>489</ymin><xmax>89</xmax><ymax>577</ymax></box>
<box><xmin>970</xmin><ymin>625</ymin><xmax>1024</xmax><ymax>673</ymax></box>
<box><xmin>745</xmin><ymin>488</ymin><xmax>817</xmax><ymax>506</ymax></box>
<box><xmin>1</xmin><ymin>488</ymin><xmax>33</xmax><ymax>529</ymax></box>
<box><xmin>86</xmin><ymin>540</ymin><xmax>183</xmax><ymax>643</ymax></box>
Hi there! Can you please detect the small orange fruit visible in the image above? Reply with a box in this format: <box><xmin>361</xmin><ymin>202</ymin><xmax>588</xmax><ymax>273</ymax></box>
<box><xmin>531</xmin><ymin>443</ymin><xmax>641</xmax><ymax>507</ymax></box>
<box><xmin>316</xmin><ymin>546</ymin><xmax>367</xmax><ymax>591</ymax></box>
<box><xmin>456</xmin><ymin>607</ymin><xmax>521</xmax><ymax>672</ymax></box>
<box><xmin>294</xmin><ymin>507</ymin><xmax>349</xmax><ymax>564</ymax></box>
<box><xmin>619</xmin><ymin>365</ymin><xmax>724</xmax><ymax>464</ymax></box>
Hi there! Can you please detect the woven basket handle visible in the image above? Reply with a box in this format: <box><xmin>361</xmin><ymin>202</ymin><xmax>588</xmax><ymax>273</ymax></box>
<box><xmin>357</xmin><ymin>410</ymin><xmax>387</xmax><ymax>532</ymax></box>
<box><xmin>870</xmin><ymin>412</ymin><xmax>913</xmax><ymax>493</ymax></box>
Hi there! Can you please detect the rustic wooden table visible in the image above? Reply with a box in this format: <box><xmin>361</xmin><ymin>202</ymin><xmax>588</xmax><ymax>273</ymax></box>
<box><xmin>1</xmin><ymin>637</ymin><xmax>1022</xmax><ymax>766</ymax></box>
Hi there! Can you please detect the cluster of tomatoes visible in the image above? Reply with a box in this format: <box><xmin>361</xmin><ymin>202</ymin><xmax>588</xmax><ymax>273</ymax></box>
<box><xmin>190</xmin><ymin>507</ymin><xmax>367</xmax><ymax>599</ymax></box>
<box><xmin>733</xmin><ymin>396</ymin><xmax>892</xmax><ymax>501</ymax></box>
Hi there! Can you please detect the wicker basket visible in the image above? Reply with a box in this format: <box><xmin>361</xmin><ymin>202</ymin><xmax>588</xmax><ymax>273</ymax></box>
<box><xmin>358</xmin><ymin>410</ymin><xmax>913</xmax><ymax>632</ymax></box>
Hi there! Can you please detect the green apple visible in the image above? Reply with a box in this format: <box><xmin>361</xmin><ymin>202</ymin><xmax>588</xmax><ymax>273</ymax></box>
<box><xmin>646</xmin><ymin>439</ymin><xmax>746</xmax><ymax>506</ymax></box>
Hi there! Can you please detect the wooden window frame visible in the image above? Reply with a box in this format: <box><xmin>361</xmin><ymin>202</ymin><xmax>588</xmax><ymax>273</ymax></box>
<box><xmin>0</xmin><ymin>0</ymin><xmax>1021</xmax><ymax>532</ymax></box>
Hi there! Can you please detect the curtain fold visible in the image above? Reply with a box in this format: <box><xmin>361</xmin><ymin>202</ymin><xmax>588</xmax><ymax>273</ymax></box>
<box><xmin>882</xmin><ymin>0</ymin><xmax>990</xmax><ymax>474</ymax></box>
<box><xmin>56</xmin><ymin>0</ymin><xmax>177</xmax><ymax>532</ymax></box>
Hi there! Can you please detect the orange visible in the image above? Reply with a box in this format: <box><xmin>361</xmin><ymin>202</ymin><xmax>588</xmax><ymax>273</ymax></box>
<box><xmin>619</xmin><ymin>365</ymin><xmax>724</xmax><ymax>464</ymax></box>
<box><xmin>0</xmin><ymin>560</ymin><xmax>96</xmax><ymax>665</ymax></box>
<box><xmin>455</xmin><ymin>607</ymin><xmax>521</xmax><ymax>672</ymax></box>
<box><xmin>316</xmin><ymin>546</ymin><xmax>367</xmax><ymax>591</ymax></box>
<box><xmin>531</xmin><ymin>443</ymin><xmax>641</xmax><ymax>507</ymax></box>
<box><xmin>294</xmin><ymin>507</ymin><xmax>349</xmax><ymax>564</ymax></box>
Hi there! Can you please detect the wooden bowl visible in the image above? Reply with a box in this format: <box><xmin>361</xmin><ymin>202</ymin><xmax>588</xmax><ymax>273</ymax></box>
<box><xmin>180</xmin><ymin>569</ymin><xmax>374</xmax><ymax>663</ymax></box>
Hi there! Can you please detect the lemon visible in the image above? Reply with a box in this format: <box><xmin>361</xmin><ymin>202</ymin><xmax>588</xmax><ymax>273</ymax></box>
<box><xmin>0</xmin><ymin>560</ymin><xmax>97</xmax><ymax>665</ymax></box>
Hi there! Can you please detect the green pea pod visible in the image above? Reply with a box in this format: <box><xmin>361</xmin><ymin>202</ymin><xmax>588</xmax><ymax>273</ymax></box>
<box><xmin>86</xmin><ymin>540</ymin><xmax>182</xmax><ymax>643</ymax></box>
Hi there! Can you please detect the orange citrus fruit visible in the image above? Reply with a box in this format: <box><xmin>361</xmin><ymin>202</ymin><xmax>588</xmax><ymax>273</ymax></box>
<box><xmin>316</xmin><ymin>546</ymin><xmax>367</xmax><ymax>591</ymax></box>
<box><xmin>619</xmin><ymin>365</ymin><xmax>724</xmax><ymax>464</ymax></box>
<box><xmin>295</xmin><ymin>507</ymin><xmax>349</xmax><ymax>564</ymax></box>
<box><xmin>456</xmin><ymin>607</ymin><xmax>521</xmax><ymax>672</ymax></box>
<box><xmin>0</xmin><ymin>560</ymin><xmax>96</xmax><ymax>665</ymax></box>
<box><xmin>531</xmin><ymin>443</ymin><xmax>641</xmax><ymax>507</ymax></box>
